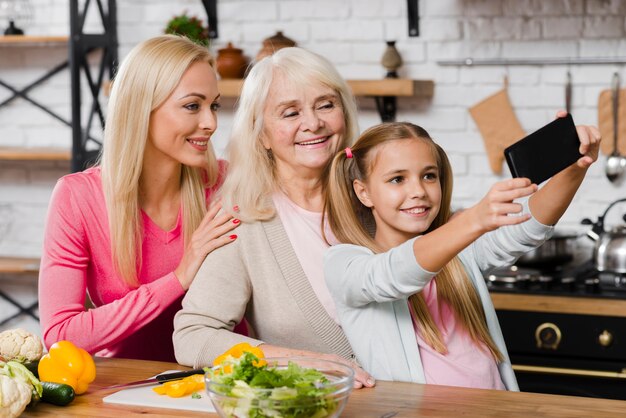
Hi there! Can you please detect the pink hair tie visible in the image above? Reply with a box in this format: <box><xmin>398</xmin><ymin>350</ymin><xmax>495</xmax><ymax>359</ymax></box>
<box><xmin>344</xmin><ymin>147</ymin><xmax>353</xmax><ymax>159</ymax></box>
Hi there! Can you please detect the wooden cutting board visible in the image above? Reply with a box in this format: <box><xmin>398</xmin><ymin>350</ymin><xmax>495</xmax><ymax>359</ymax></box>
<box><xmin>102</xmin><ymin>371</ymin><xmax>216</xmax><ymax>413</ymax></box>
<box><xmin>597</xmin><ymin>88</ymin><xmax>626</xmax><ymax>155</ymax></box>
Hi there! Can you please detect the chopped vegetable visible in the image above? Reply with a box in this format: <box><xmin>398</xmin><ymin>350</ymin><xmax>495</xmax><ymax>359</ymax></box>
<box><xmin>191</xmin><ymin>392</ymin><xmax>202</xmax><ymax>399</ymax></box>
<box><xmin>207</xmin><ymin>348</ymin><xmax>339</xmax><ymax>418</ymax></box>
<box><xmin>213</xmin><ymin>342</ymin><xmax>266</xmax><ymax>375</ymax></box>
<box><xmin>152</xmin><ymin>374</ymin><xmax>204</xmax><ymax>398</ymax></box>
<box><xmin>0</xmin><ymin>329</ymin><xmax>43</xmax><ymax>363</ymax></box>
<box><xmin>38</xmin><ymin>341</ymin><xmax>96</xmax><ymax>395</ymax></box>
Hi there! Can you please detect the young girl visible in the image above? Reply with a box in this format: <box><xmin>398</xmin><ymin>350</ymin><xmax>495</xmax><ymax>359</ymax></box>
<box><xmin>323</xmin><ymin>120</ymin><xmax>600</xmax><ymax>390</ymax></box>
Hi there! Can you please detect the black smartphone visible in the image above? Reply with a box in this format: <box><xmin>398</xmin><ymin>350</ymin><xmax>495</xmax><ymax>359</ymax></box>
<box><xmin>504</xmin><ymin>113</ymin><xmax>582</xmax><ymax>185</ymax></box>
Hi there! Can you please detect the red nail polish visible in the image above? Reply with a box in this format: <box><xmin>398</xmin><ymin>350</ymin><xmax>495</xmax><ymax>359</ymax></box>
<box><xmin>229</xmin><ymin>234</ymin><xmax>237</xmax><ymax>240</ymax></box>
<box><xmin>233</xmin><ymin>205</ymin><xmax>239</xmax><ymax>212</ymax></box>
<box><xmin>232</xmin><ymin>219</ymin><xmax>240</xmax><ymax>224</ymax></box>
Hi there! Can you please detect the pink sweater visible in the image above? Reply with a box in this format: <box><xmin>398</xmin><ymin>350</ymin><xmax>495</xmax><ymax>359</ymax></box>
<box><xmin>39</xmin><ymin>165</ymin><xmax>223</xmax><ymax>361</ymax></box>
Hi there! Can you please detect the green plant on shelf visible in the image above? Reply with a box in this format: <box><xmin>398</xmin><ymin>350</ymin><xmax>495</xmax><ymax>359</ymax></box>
<box><xmin>164</xmin><ymin>12</ymin><xmax>210</xmax><ymax>47</ymax></box>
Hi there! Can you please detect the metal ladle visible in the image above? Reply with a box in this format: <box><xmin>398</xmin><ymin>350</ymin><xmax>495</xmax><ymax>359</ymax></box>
<box><xmin>606</xmin><ymin>72</ymin><xmax>626</xmax><ymax>182</ymax></box>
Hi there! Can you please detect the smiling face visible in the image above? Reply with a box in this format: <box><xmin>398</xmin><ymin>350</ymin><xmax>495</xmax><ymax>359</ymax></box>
<box><xmin>146</xmin><ymin>61</ymin><xmax>220</xmax><ymax>169</ymax></box>
<box><xmin>354</xmin><ymin>138</ymin><xmax>442</xmax><ymax>249</ymax></box>
<box><xmin>260</xmin><ymin>71</ymin><xmax>346</xmax><ymax>181</ymax></box>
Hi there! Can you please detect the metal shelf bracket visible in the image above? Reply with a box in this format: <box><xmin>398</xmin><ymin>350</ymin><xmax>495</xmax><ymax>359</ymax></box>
<box><xmin>201</xmin><ymin>0</ymin><xmax>219</xmax><ymax>39</ymax></box>
<box><xmin>408</xmin><ymin>0</ymin><xmax>419</xmax><ymax>37</ymax></box>
<box><xmin>69</xmin><ymin>0</ymin><xmax>118</xmax><ymax>172</ymax></box>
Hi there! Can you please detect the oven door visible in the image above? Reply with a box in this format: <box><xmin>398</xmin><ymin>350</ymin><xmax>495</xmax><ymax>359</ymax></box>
<box><xmin>511</xmin><ymin>357</ymin><xmax>626</xmax><ymax>400</ymax></box>
<box><xmin>497</xmin><ymin>310</ymin><xmax>626</xmax><ymax>400</ymax></box>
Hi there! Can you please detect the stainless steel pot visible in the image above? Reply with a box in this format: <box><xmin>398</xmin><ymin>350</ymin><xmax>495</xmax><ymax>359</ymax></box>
<box><xmin>583</xmin><ymin>198</ymin><xmax>626</xmax><ymax>274</ymax></box>
<box><xmin>517</xmin><ymin>234</ymin><xmax>577</xmax><ymax>268</ymax></box>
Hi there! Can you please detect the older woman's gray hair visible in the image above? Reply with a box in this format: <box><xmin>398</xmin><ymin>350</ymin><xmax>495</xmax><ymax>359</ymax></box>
<box><xmin>219</xmin><ymin>47</ymin><xmax>359</xmax><ymax>221</ymax></box>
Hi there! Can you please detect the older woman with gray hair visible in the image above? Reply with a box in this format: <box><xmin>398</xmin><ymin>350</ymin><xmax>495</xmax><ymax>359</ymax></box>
<box><xmin>173</xmin><ymin>47</ymin><xmax>374</xmax><ymax>388</ymax></box>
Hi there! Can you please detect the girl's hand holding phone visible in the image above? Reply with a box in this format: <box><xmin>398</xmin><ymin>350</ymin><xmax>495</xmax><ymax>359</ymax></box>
<box><xmin>552</xmin><ymin>110</ymin><xmax>601</xmax><ymax>169</ymax></box>
<box><xmin>471</xmin><ymin>178</ymin><xmax>538</xmax><ymax>234</ymax></box>
<box><xmin>175</xmin><ymin>199</ymin><xmax>241</xmax><ymax>290</ymax></box>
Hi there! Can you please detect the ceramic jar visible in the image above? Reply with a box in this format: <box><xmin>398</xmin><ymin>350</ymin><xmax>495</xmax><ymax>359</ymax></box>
<box><xmin>381</xmin><ymin>40</ymin><xmax>403</xmax><ymax>78</ymax></box>
<box><xmin>215</xmin><ymin>42</ymin><xmax>248</xmax><ymax>79</ymax></box>
<box><xmin>255</xmin><ymin>31</ymin><xmax>297</xmax><ymax>62</ymax></box>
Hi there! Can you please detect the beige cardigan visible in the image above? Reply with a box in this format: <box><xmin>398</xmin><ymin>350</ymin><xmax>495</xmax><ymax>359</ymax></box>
<box><xmin>173</xmin><ymin>213</ymin><xmax>354</xmax><ymax>368</ymax></box>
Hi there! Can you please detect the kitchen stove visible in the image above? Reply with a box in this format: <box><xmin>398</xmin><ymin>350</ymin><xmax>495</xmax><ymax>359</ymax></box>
<box><xmin>486</xmin><ymin>261</ymin><xmax>626</xmax><ymax>298</ymax></box>
<box><xmin>486</xmin><ymin>260</ymin><xmax>626</xmax><ymax>400</ymax></box>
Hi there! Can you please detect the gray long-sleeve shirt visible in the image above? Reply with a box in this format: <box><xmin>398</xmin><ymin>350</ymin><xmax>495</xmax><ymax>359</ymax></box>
<box><xmin>324</xmin><ymin>205</ymin><xmax>553</xmax><ymax>389</ymax></box>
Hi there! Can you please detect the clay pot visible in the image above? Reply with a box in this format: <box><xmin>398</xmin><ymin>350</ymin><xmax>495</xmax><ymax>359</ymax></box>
<box><xmin>255</xmin><ymin>31</ymin><xmax>297</xmax><ymax>62</ymax></box>
<box><xmin>215</xmin><ymin>42</ymin><xmax>248</xmax><ymax>79</ymax></box>
<box><xmin>381</xmin><ymin>40</ymin><xmax>403</xmax><ymax>78</ymax></box>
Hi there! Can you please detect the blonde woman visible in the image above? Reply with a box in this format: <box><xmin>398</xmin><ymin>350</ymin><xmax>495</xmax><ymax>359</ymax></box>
<box><xmin>38</xmin><ymin>35</ymin><xmax>240</xmax><ymax>361</ymax></box>
<box><xmin>323</xmin><ymin>121</ymin><xmax>600</xmax><ymax>388</ymax></box>
<box><xmin>173</xmin><ymin>47</ymin><xmax>374</xmax><ymax>388</ymax></box>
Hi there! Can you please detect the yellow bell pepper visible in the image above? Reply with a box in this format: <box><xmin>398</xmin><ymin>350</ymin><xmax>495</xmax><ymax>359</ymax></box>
<box><xmin>38</xmin><ymin>340</ymin><xmax>96</xmax><ymax>395</ymax></box>
<box><xmin>152</xmin><ymin>374</ymin><xmax>204</xmax><ymax>397</ymax></box>
<box><xmin>213</xmin><ymin>342</ymin><xmax>266</xmax><ymax>374</ymax></box>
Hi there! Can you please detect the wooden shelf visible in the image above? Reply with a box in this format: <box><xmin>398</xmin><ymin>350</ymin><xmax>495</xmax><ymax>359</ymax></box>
<box><xmin>491</xmin><ymin>293</ymin><xmax>626</xmax><ymax>318</ymax></box>
<box><xmin>0</xmin><ymin>257</ymin><xmax>40</xmax><ymax>274</ymax></box>
<box><xmin>0</xmin><ymin>146</ymin><xmax>71</xmax><ymax>161</ymax></box>
<box><xmin>0</xmin><ymin>35</ymin><xmax>68</xmax><ymax>47</ymax></box>
<box><xmin>217</xmin><ymin>78</ymin><xmax>434</xmax><ymax>98</ymax></box>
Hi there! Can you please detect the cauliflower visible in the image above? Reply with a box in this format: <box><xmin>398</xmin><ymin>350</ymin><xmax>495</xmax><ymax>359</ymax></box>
<box><xmin>0</xmin><ymin>329</ymin><xmax>43</xmax><ymax>363</ymax></box>
<box><xmin>0</xmin><ymin>374</ymin><xmax>31</xmax><ymax>418</ymax></box>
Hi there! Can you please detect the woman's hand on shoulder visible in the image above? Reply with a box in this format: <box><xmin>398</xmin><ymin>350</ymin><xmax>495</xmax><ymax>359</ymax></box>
<box><xmin>175</xmin><ymin>199</ymin><xmax>240</xmax><ymax>290</ymax></box>
<box><xmin>469</xmin><ymin>178</ymin><xmax>537</xmax><ymax>233</ymax></box>
<box><xmin>259</xmin><ymin>344</ymin><xmax>376</xmax><ymax>389</ymax></box>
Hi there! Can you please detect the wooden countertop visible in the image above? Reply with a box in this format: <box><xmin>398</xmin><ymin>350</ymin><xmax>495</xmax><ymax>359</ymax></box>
<box><xmin>21</xmin><ymin>357</ymin><xmax>626</xmax><ymax>417</ymax></box>
<box><xmin>491</xmin><ymin>292</ymin><xmax>626</xmax><ymax>318</ymax></box>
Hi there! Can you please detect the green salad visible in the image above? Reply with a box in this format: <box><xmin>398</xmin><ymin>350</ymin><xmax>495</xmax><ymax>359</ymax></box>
<box><xmin>207</xmin><ymin>352</ymin><xmax>340</xmax><ymax>418</ymax></box>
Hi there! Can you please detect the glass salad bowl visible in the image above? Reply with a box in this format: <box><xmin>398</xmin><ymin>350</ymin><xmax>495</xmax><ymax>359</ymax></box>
<box><xmin>205</xmin><ymin>357</ymin><xmax>354</xmax><ymax>418</ymax></box>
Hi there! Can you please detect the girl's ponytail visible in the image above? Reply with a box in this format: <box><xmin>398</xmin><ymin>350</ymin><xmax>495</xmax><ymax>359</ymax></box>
<box><xmin>323</xmin><ymin>148</ymin><xmax>378</xmax><ymax>251</ymax></box>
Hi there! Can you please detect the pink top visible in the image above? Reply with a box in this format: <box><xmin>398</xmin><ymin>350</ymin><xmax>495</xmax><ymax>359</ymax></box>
<box><xmin>272</xmin><ymin>192</ymin><xmax>339</xmax><ymax>323</ymax></box>
<box><xmin>39</xmin><ymin>164</ymin><xmax>225</xmax><ymax>362</ymax></box>
<box><xmin>409</xmin><ymin>278</ymin><xmax>505</xmax><ymax>390</ymax></box>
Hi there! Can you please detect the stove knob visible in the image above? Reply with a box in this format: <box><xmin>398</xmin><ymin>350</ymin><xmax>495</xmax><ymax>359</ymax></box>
<box><xmin>598</xmin><ymin>330</ymin><xmax>613</xmax><ymax>347</ymax></box>
<box><xmin>535</xmin><ymin>322</ymin><xmax>561</xmax><ymax>350</ymax></box>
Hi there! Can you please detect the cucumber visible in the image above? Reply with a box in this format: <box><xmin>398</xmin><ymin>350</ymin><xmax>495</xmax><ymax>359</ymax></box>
<box><xmin>41</xmin><ymin>381</ymin><xmax>75</xmax><ymax>406</ymax></box>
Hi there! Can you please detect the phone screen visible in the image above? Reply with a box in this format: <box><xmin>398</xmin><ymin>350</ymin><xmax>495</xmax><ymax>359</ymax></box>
<box><xmin>504</xmin><ymin>114</ymin><xmax>582</xmax><ymax>184</ymax></box>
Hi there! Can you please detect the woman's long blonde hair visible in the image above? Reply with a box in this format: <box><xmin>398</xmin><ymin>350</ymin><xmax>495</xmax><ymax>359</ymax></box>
<box><xmin>99</xmin><ymin>35</ymin><xmax>218</xmax><ymax>286</ymax></box>
<box><xmin>219</xmin><ymin>47</ymin><xmax>359</xmax><ymax>221</ymax></box>
<box><xmin>325</xmin><ymin>122</ymin><xmax>503</xmax><ymax>361</ymax></box>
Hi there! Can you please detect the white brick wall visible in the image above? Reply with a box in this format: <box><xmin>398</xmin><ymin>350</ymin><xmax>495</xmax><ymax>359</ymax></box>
<box><xmin>2</xmin><ymin>0</ymin><xmax>626</xmax><ymax>331</ymax></box>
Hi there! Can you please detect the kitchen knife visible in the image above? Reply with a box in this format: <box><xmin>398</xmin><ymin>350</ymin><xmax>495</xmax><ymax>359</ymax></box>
<box><xmin>104</xmin><ymin>368</ymin><xmax>206</xmax><ymax>390</ymax></box>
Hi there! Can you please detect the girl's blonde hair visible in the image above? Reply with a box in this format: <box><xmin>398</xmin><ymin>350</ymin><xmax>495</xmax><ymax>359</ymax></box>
<box><xmin>219</xmin><ymin>47</ymin><xmax>359</xmax><ymax>221</ymax></box>
<box><xmin>99</xmin><ymin>35</ymin><xmax>218</xmax><ymax>286</ymax></box>
<box><xmin>325</xmin><ymin>122</ymin><xmax>503</xmax><ymax>361</ymax></box>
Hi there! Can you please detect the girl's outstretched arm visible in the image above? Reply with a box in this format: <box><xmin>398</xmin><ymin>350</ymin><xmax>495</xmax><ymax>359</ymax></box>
<box><xmin>529</xmin><ymin>111</ymin><xmax>601</xmax><ymax>225</ymax></box>
<box><xmin>412</xmin><ymin>178</ymin><xmax>537</xmax><ymax>272</ymax></box>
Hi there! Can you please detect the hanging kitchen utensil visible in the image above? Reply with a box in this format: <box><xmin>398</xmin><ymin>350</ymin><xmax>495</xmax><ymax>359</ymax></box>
<box><xmin>598</xmin><ymin>75</ymin><xmax>626</xmax><ymax>157</ymax></box>
<box><xmin>469</xmin><ymin>76</ymin><xmax>525</xmax><ymax>175</ymax></box>
<box><xmin>605</xmin><ymin>73</ymin><xmax>626</xmax><ymax>182</ymax></box>
<box><xmin>565</xmin><ymin>71</ymin><xmax>573</xmax><ymax>114</ymax></box>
